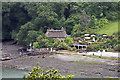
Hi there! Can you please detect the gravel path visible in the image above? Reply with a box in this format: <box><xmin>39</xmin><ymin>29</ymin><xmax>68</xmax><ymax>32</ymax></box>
<box><xmin>56</xmin><ymin>50</ymin><xmax>119</xmax><ymax>58</ymax></box>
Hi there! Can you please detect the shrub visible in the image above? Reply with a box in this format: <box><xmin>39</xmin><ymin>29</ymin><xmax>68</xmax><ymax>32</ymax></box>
<box><xmin>64</xmin><ymin>37</ymin><xmax>74</xmax><ymax>46</ymax></box>
<box><xmin>57</xmin><ymin>42</ymin><xmax>72</xmax><ymax>50</ymax></box>
<box><xmin>114</xmin><ymin>44</ymin><xmax>120</xmax><ymax>52</ymax></box>
<box><xmin>23</xmin><ymin>66</ymin><xmax>74</xmax><ymax>80</ymax></box>
<box><xmin>33</xmin><ymin>35</ymin><xmax>54</xmax><ymax>48</ymax></box>
<box><xmin>33</xmin><ymin>42</ymin><xmax>40</xmax><ymax>48</ymax></box>
<box><xmin>53</xmin><ymin>40</ymin><xmax>73</xmax><ymax>51</ymax></box>
<box><xmin>87</xmin><ymin>44</ymin><xmax>100</xmax><ymax>51</ymax></box>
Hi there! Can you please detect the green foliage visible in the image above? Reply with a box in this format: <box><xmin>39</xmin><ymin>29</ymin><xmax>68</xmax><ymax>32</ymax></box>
<box><xmin>33</xmin><ymin>42</ymin><xmax>40</xmax><ymax>49</ymax></box>
<box><xmin>27</xmin><ymin>31</ymin><xmax>43</xmax><ymax>42</ymax></box>
<box><xmin>2</xmin><ymin>2</ymin><xmax>119</xmax><ymax>45</ymax></box>
<box><xmin>114</xmin><ymin>44</ymin><xmax>120</xmax><ymax>52</ymax></box>
<box><xmin>33</xmin><ymin>35</ymin><xmax>53</xmax><ymax>48</ymax></box>
<box><xmin>88</xmin><ymin>15</ymin><xmax>98</xmax><ymax>29</ymax></box>
<box><xmin>89</xmin><ymin>16</ymin><xmax>109</xmax><ymax>29</ymax></box>
<box><xmin>71</xmin><ymin>24</ymin><xmax>82</xmax><ymax>37</ymax></box>
<box><xmin>87</xmin><ymin>36</ymin><xmax>119</xmax><ymax>52</ymax></box>
<box><xmin>97</xmin><ymin>18</ymin><xmax>109</xmax><ymax>28</ymax></box>
<box><xmin>23</xmin><ymin>66</ymin><xmax>74</xmax><ymax>80</ymax></box>
<box><xmin>87</xmin><ymin>2</ymin><xmax>118</xmax><ymax>20</ymax></box>
<box><xmin>58</xmin><ymin>42</ymin><xmax>73</xmax><ymax>51</ymax></box>
<box><xmin>53</xmin><ymin>40</ymin><xmax>73</xmax><ymax>51</ymax></box>
<box><xmin>71</xmin><ymin>16</ymin><xmax>109</xmax><ymax>37</ymax></box>
<box><xmin>101</xmin><ymin>37</ymin><xmax>118</xmax><ymax>51</ymax></box>
<box><xmin>64</xmin><ymin>37</ymin><xmax>74</xmax><ymax>46</ymax></box>
<box><xmin>97</xmin><ymin>21</ymin><xmax>118</xmax><ymax>36</ymax></box>
<box><xmin>16</xmin><ymin>22</ymin><xmax>42</xmax><ymax>45</ymax></box>
<box><xmin>53</xmin><ymin>40</ymin><xmax>62</xmax><ymax>48</ymax></box>
<box><xmin>79</xmin><ymin>12</ymin><xmax>91</xmax><ymax>29</ymax></box>
<box><xmin>84</xmin><ymin>28</ymin><xmax>97</xmax><ymax>34</ymax></box>
<box><xmin>86</xmin><ymin>55</ymin><xmax>119</xmax><ymax>60</ymax></box>
<box><xmin>87</xmin><ymin>44</ymin><xmax>101</xmax><ymax>51</ymax></box>
<box><xmin>11</xmin><ymin>30</ymin><xmax>17</xmax><ymax>39</ymax></box>
<box><xmin>105</xmin><ymin>78</ymin><xmax>120</xmax><ymax>80</ymax></box>
<box><xmin>2</xmin><ymin>2</ymin><xmax>31</xmax><ymax>39</ymax></box>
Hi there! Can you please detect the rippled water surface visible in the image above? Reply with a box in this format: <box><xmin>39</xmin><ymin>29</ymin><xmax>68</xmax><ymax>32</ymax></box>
<box><xmin>1</xmin><ymin>67</ymin><xmax>29</xmax><ymax>78</ymax></box>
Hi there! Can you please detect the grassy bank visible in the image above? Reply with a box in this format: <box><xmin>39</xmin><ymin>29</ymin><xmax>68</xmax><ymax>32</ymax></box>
<box><xmin>72</xmin><ymin>60</ymin><xmax>106</xmax><ymax>64</ymax></box>
<box><xmin>97</xmin><ymin>21</ymin><xmax>118</xmax><ymax>36</ymax></box>
<box><xmin>86</xmin><ymin>55</ymin><xmax>119</xmax><ymax>60</ymax></box>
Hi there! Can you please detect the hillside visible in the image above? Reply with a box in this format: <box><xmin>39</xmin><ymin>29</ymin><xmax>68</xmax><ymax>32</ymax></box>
<box><xmin>97</xmin><ymin>21</ymin><xmax>118</xmax><ymax>36</ymax></box>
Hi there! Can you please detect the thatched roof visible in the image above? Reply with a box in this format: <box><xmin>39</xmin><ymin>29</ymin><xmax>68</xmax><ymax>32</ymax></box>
<box><xmin>45</xmin><ymin>27</ymin><xmax>67</xmax><ymax>38</ymax></box>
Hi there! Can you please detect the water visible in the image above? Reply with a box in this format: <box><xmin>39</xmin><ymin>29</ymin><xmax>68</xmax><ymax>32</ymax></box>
<box><xmin>1</xmin><ymin>67</ymin><xmax>29</xmax><ymax>78</ymax></box>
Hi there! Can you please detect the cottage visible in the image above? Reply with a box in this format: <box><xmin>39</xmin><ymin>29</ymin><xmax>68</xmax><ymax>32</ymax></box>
<box><xmin>45</xmin><ymin>27</ymin><xmax>67</xmax><ymax>41</ymax></box>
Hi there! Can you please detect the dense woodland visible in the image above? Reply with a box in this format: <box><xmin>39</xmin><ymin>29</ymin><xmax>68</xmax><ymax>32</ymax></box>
<box><xmin>2</xmin><ymin>2</ymin><xmax>120</xmax><ymax>51</ymax></box>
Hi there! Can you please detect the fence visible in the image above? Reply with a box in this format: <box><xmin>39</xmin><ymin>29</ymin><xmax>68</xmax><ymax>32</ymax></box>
<box><xmin>26</xmin><ymin>48</ymin><xmax>53</xmax><ymax>56</ymax></box>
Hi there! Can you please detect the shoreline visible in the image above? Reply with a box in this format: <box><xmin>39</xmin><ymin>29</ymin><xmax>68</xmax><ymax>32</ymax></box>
<box><xmin>1</xmin><ymin>42</ymin><xmax>119</xmax><ymax>78</ymax></box>
<box><xmin>1</xmin><ymin>54</ymin><xmax>119</xmax><ymax>78</ymax></box>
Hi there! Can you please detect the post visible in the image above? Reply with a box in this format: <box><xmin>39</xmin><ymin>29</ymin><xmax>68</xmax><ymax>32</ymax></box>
<box><xmin>50</xmin><ymin>48</ymin><xmax>53</xmax><ymax>52</ymax></box>
<box><xmin>78</xmin><ymin>45</ymin><xmax>79</xmax><ymax>49</ymax></box>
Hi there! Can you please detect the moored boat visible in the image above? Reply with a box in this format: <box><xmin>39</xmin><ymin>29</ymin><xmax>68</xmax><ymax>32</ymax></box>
<box><xmin>1</xmin><ymin>57</ymin><xmax>11</xmax><ymax>61</ymax></box>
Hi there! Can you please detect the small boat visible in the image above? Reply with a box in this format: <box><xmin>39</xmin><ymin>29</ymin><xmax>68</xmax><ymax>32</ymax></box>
<box><xmin>1</xmin><ymin>57</ymin><xmax>11</xmax><ymax>61</ymax></box>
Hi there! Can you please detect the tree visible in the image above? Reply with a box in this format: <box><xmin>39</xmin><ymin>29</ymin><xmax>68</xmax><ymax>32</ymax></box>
<box><xmin>2</xmin><ymin>2</ymin><xmax>31</xmax><ymax>39</ymax></box>
<box><xmin>79</xmin><ymin>10</ymin><xmax>91</xmax><ymax>30</ymax></box>
<box><xmin>33</xmin><ymin>35</ymin><xmax>53</xmax><ymax>48</ymax></box>
<box><xmin>16</xmin><ymin>22</ymin><xmax>37</xmax><ymax>45</ymax></box>
<box><xmin>33</xmin><ymin>42</ymin><xmax>40</xmax><ymax>49</ymax></box>
<box><xmin>97</xmin><ymin>18</ymin><xmax>109</xmax><ymax>28</ymax></box>
<box><xmin>25</xmin><ymin>30</ymin><xmax>43</xmax><ymax>45</ymax></box>
<box><xmin>53</xmin><ymin>40</ymin><xmax>73</xmax><ymax>51</ymax></box>
<box><xmin>71</xmin><ymin>24</ymin><xmax>82</xmax><ymax>37</ymax></box>
<box><xmin>87</xmin><ymin>2</ymin><xmax>118</xmax><ymax>20</ymax></box>
<box><xmin>88</xmin><ymin>15</ymin><xmax>98</xmax><ymax>29</ymax></box>
<box><xmin>23</xmin><ymin>66</ymin><xmax>74</xmax><ymax>80</ymax></box>
<box><xmin>87</xmin><ymin>44</ymin><xmax>101</xmax><ymax>51</ymax></box>
<box><xmin>64</xmin><ymin>37</ymin><xmax>74</xmax><ymax>46</ymax></box>
<box><xmin>53</xmin><ymin>40</ymin><xmax>62</xmax><ymax>48</ymax></box>
<box><xmin>2</xmin><ymin>2</ymin><xmax>119</xmax><ymax>42</ymax></box>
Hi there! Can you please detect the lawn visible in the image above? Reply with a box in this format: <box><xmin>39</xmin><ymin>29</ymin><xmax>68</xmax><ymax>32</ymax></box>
<box><xmin>97</xmin><ymin>21</ymin><xmax>118</xmax><ymax>36</ymax></box>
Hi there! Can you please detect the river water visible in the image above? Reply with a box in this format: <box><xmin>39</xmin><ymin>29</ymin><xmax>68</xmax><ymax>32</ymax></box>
<box><xmin>0</xmin><ymin>42</ymin><xmax>29</xmax><ymax>78</ymax></box>
<box><xmin>1</xmin><ymin>67</ymin><xmax>29</xmax><ymax>78</ymax></box>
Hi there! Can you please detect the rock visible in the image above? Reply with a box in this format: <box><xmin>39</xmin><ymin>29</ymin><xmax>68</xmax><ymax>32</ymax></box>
<box><xmin>117</xmin><ymin>70</ymin><xmax>120</xmax><ymax>72</ymax></box>
<box><xmin>109</xmin><ymin>69</ymin><xmax>116</xmax><ymax>71</ymax></box>
<box><xmin>42</xmin><ymin>56</ymin><xmax>45</xmax><ymax>58</ymax></box>
<box><xmin>95</xmin><ymin>72</ymin><xmax>101</xmax><ymax>74</ymax></box>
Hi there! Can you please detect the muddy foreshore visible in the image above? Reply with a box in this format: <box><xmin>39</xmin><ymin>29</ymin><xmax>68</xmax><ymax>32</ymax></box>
<box><xmin>1</xmin><ymin>42</ymin><xmax>120</xmax><ymax>78</ymax></box>
<box><xmin>1</xmin><ymin>54</ymin><xmax>119</xmax><ymax>78</ymax></box>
